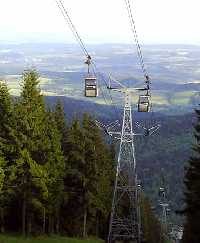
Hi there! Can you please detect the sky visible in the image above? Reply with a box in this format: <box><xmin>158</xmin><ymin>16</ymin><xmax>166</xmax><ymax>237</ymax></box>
<box><xmin>0</xmin><ymin>0</ymin><xmax>199</xmax><ymax>44</ymax></box>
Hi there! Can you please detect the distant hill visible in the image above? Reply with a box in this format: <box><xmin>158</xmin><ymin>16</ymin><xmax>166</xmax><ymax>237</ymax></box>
<box><xmin>0</xmin><ymin>43</ymin><xmax>200</xmax><ymax>113</ymax></box>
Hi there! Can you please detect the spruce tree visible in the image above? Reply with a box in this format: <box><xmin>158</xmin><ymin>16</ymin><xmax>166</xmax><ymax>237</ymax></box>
<box><xmin>0</xmin><ymin>81</ymin><xmax>16</xmax><ymax>163</ymax></box>
<box><xmin>44</xmin><ymin>110</ymin><xmax>65</xmax><ymax>235</ymax></box>
<box><xmin>54</xmin><ymin>99</ymin><xmax>68</xmax><ymax>150</ymax></box>
<box><xmin>82</xmin><ymin>114</ymin><xmax>115</xmax><ymax>237</ymax></box>
<box><xmin>12</xmin><ymin>70</ymin><xmax>49</xmax><ymax>235</ymax></box>
<box><xmin>0</xmin><ymin>81</ymin><xmax>16</xmax><ymax>233</ymax></box>
<box><xmin>183</xmin><ymin>108</ymin><xmax>200</xmax><ymax>243</ymax></box>
<box><xmin>82</xmin><ymin>114</ymin><xmax>99</xmax><ymax>237</ymax></box>
<box><xmin>63</xmin><ymin>118</ymin><xmax>85</xmax><ymax>236</ymax></box>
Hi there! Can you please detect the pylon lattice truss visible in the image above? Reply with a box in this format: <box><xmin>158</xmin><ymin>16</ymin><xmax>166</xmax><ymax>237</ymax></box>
<box><xmin>108</xmin><ymin>91</ymin><xmax>141</xmax><ymax>243</ymax></box>
<box><xmin>97</xmin><ymin>87</ymin><xmax>160</xmax><ymax>243</ymax></box>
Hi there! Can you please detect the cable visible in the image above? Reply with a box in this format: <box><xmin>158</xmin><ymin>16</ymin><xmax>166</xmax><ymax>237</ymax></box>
<box><xmin>55</xmin><ymin>0</ymin><xmax>89</xmax><ymax>58</ymax></box>
<box><xmin>99</xmin><ymin>72</ymin><xmax>122</xmax><ymax>120</ymax></box>
<box><xmin>55</xmin><ymin>0</ymin><xmax>121</xmax><ymax>120</ymax></box>
<box><xmin>124</xmin><ymin>0</ymin><xmax>147</xmax><ymax>76</ymax></box>
<box><xmin>124</xmin><ymin>0</ymin><xmax>160</xmax><ymax>126</ymax></box>
<box><xmin>91</xmin><ymin>65</ymin><xmax>122</xmax><ymax>120</ymax></box>
<box><xmin>124</xmin><ymin>0</ymin><xmax>150</xmax><ymax>87</ymax></box>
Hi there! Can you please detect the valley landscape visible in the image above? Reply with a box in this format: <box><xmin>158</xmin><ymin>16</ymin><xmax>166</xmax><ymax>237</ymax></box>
<box><xmin>0</xmin><ymin>43</ymin><xmax>200</xmax><ymax>114</ymax></box>
<box><xmin>0</xmin><ymin>42</ymin><xmax>199</xmax><ymax>241</ymax></box>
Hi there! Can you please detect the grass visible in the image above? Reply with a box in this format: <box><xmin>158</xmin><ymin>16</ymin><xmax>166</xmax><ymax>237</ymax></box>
<box><xmin>0</xmin><ymin>235</ymin><xmax>104</xmax><ymax>243</ymax></box>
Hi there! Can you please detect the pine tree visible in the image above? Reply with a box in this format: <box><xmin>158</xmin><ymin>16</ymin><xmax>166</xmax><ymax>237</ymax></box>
<box><xmin>61</xmin><ymin>114</ymin><xmax>114</xmax><ymax>237</ymax></box>
<box><xmin>12</xmin><ymin>70</ymin><xmax>49</xmax><ymax>235</ymax></box>
<box><xmin>0</xmin><ymin>81</ymin><xmax>16</xmax><ymax>164</ymax></box>
<box><xmin>44</xmin><ymin>110</ymin><xmax>65</xmax><ymax>235</ymax></box>
<box><xmin>54</xmin><ymin>99</ymin><xmax>68</xmax><ymax>151</ymax></box>
<box><xmin>82</xmin><ymin>114</ymin><xmax>99</xmax><ymax>237</ymax></box>
<box><xmin>0</xmin><ymin>81</ymin><xmax>16</xmax><ymax>233</ymax></box>
<box><xmin>0</xmin><ymin>152</ymin><xmax>6</xmax><ymax>233</ymax></box>
<box><xmin>64</xmin><ymin>118</ymin><xmax>86</xmax><ymax>236</ymax></box>
<box><xmin>182</xmin><ymin>109</ymin><xmax>200</xmax><ymax>243</ymax></box>
<box><xmin>82</xmin><ymin>114</ymin><xmax>115</xmax><ymax>238</ymax></box>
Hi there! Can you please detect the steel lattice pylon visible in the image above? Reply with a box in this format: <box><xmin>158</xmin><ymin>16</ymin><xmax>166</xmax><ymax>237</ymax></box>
<box><xmin>95</xmin><ymin>88</ymin><xmax>160</xmax><ymax>243</ymax></box>
<box><xmin>108</xmin><ymin>92</ymin><xmax>141</xmax><ymax>243</ymax></box>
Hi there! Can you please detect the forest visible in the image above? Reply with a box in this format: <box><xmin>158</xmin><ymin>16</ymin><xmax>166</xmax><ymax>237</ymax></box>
<box><xmin>0</xmin><ymin>70</ymin><xmax>164</xmax><ymax>243</ymax></box>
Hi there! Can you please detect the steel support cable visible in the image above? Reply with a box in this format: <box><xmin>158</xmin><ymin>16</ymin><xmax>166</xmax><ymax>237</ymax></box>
<box><xmin>125</xmin><ymin>0</ymin><xmax>157</xmax><ymax>112</ymax></box>
<box><xmin>55</xmin><ymin>0</ymin><xmax>121</xmax><ymax>119</ymax></box>
<box><xmin>124</xmin><ymin>0</ymin><xmax>149</xmax><ymax>80</ymax></box>
<box><xmin>124</xmin><ymin>0</ymin><xmax>158</xmax><ymax>125</ymax></box>
<box><xmin>55</xmin><ymin>0</ymin><xmax>89</xmax><ymax>57</ymax></box>
<box><xmin>124</xmin><ymin>0</ymin><xmax>147</xmax><ymax>75</ymax></box>
<box><xmin>92</xmin><ymin>67</ymin><xmax>121</xmax><ymax>120</ymax></box>
<box><xmin>55</xmin><ymin>0</ymin><xmax>111</xmax><ymax>105</ymax></box>
<box><xmin>55</xmin><ymin>1</ymin><xmax>84</xmax><ymax>53</ymax></box>
<box><xmin>92</xmin><ymin>66</ymin><xmax>122</xmax><ymax>119</ymax></box>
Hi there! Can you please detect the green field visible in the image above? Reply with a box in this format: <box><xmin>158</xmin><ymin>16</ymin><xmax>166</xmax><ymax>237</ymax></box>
<box><xmin>0</xmin><ymin>235</ymin><xmax>104</xmax><ymax>243</ymax></box>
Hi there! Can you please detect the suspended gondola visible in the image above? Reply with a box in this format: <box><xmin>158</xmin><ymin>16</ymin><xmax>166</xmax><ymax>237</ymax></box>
<box><xmin>138</xmin><ymin>75</ymin><xmax>151</xmax><ymax>112</ymax></box>
<box><xmin>138</xmin><ymin>93</ymin><xmax>150</xmax><ymax>112</ymax></box>
<box><xmin>84</xmin><ymin>55</ymin><xmax>98</xmax><ymax>97</ymax></box>
<box><xmin>55</xmin><ymin>0</ymin><xmax>99</xmax><ymax>98</ymax></box>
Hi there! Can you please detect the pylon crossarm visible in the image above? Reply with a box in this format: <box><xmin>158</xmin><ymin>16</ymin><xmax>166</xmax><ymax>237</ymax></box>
<box><xmin>108</xmin><ymin>131</ymin><xmax>121</xmax><ymax>136</ymax></box>
<box><xmin>108</xmin><ymin>74</ymin><xmax>127</xmax><ymax>89</ymax></box>
<box><xmin>148</xmin><ymin>124</ymin><xmax>161</xmax><ymax>135</ymax></box>
<box><xmin>95</xmin><ymin>120</ymin><xmax>121</xmax><ymax>137</ymax></box>
<box><xmin>136</xmin><ymin>122</ymin><xmax>161</xmax><ymax>136</ymax></box>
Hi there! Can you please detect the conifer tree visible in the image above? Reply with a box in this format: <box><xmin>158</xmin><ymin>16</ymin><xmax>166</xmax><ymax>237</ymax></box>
<box><xmin>182</xmin><ymin>109</ymin><xmax>200</xmax><ymax>243</ymax></box>
<box><xmin>63</xmin><ymin>118</ymin><xmax>85</xmax><ymax>236</ymax></box>
<box><xmin>82</xmin><ymin>114</ymin><xmax>115</xmax><ymax>237</ymax></box>
<box><xmin>82</xmin><ymin>114</ymin><xmax>99</xmax><ymax>237</ymax></box>
<box><xmin>54</xmin><ymin>100</ymin><xmax>68</xmax><ymax>150</ymax></box>
<box><xmin>0</xmin><ymin>81</ymin><xmax>15</xmax><ymax>233</ymax></box>
<box><xmin>0</xmin><ymin>152</ymin><xmax>6</xmax><ymax>233</ymax></box>
<box><xmin>0</xmin><ymin>81</ymin><xmax>16</xmax><ymax>164</ymax></box>
<box><xmin>44</xmin><ymin>110</ymin><xmax>65</xmax><ymax>235</ymax></box>
<box><xmin>12</xmin><ymin>70</ymin><xmax>49</xmax><ymax>235</ymax></box>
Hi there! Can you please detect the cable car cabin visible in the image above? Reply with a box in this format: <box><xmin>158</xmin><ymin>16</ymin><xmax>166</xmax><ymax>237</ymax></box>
<box><xmin>85</xmin><ymin>77</ymin><xmax>98</xmax><ymax>97</ymax></box>
<box><xmin>138</xmin><ymin>95</ymin><xmax>150</xmax><ymax>112</ymax></box>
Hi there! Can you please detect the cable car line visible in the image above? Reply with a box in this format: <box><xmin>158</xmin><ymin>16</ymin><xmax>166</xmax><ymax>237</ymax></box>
<box><xmin>55</xmin><ymin>0</ymin><xmax>121</xmax><ymax>120</ymax></box>
<box><xmin>124</xmin><ymin>0</ymin><xmax>147</xmax><ymax>76</ymax></box>
<box><xmin>124</xmin><ymin>0</ymin><xmax>158</xmax><ymax>116</ymax></box>
<box><xmin>55</xmin><ymin>0</ymin><xmax>89</xmax><ymax>58</ymax></box>
<box><xmin>55</xmin><ymin>0</ymin><xmax>123</xmax><ymax>115</ymax></box>
<box><xmin>124</xmin><ymin>0</ymin><xmax>150</xmax><ymax>89</ymax></box>
<box><xmin>93</xmin><ymin>70</ymin><xmax>122</xmax><ymax>119</ymax></box>
<box><xmin>55</xmin><ymin>0</ymin><xmax>154</xmax><ymax>117</ymax></box>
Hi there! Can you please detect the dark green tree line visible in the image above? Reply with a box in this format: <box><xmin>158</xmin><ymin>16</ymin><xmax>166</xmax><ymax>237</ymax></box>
<box><xmin>0</xmin><ymin>70</ymin><xmax>115</xmax><ymax>238</ymax></box>
<box><xmin>182</xmin><ymin>108</ymin><xmax>200</xmax><ymax>243</ymax></box>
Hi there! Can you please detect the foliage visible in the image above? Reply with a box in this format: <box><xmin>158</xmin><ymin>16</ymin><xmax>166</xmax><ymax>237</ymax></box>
<box><xmin>140</xmin><ymin>196</ymin><xmax>164</xmax><ymax>243</ymax></box>
<box><xmin>182</xmin><ymin>108</ymin><xmax>200</xmax><ymax>243</ymax></box>
<box><xmin>0</xmin><ymin>70</ymin><xmax>115</xmax><ymax>239</ymax></box>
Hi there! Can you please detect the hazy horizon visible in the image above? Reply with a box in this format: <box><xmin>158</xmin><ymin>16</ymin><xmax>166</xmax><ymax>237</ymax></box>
<box><xmin>0</xmin><ymin>40</ymin><xmax>199</xmax><ymax>46</ymax></box>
